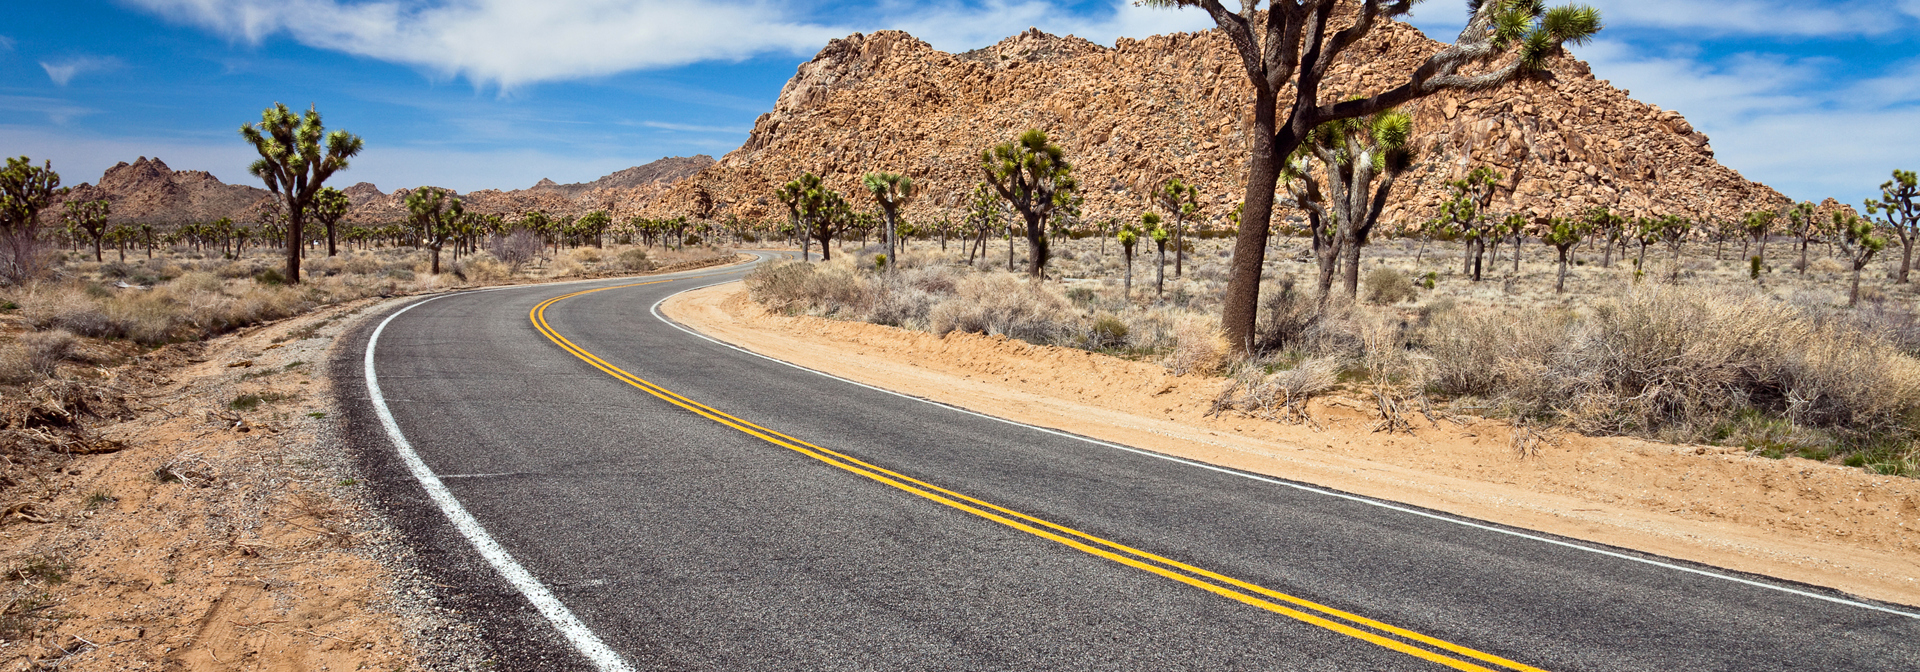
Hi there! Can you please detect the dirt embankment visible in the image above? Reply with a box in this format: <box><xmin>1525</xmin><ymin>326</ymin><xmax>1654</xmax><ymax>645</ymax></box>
<box><xmin>665</xmin><ymin>284</ymin><xmax>1920</xmax><ymax>608</ymax></box>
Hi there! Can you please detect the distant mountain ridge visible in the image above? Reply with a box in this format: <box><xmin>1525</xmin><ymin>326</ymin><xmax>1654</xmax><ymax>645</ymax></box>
<box><xmin>53</xmin><ymin>155</ymin><xmax>716</xmax><ymax>226</ymax></box>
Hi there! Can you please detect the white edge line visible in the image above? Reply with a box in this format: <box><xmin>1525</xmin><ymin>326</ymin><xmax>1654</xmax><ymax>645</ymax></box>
<box><xmin>643</xmin><ymin>255</ymin><xmax>1920</xmax><ymax>622</ymax></box>
<box><xmin>353</xmin><ymin>261</ymin><xmax>756</xmax><ymax>670</ymax></box>
<box><xmin>366</xmin><ymin>293</ymin><xmax>636</xmax><ymax>672</ymax></box>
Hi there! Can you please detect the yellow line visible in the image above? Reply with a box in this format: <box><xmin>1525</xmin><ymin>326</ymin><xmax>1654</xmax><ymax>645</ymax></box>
<box><xmin>529</xmin><ymin>282</ymin><xmax>1549</xmax><ymax>672</ymax></box>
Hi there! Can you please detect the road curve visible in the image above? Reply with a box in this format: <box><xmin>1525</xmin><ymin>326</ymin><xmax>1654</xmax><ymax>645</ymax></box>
<box><xmin>333</xmin><ymin>253</ymin><xmax>1919</xmax><ymax>671</ymax></box>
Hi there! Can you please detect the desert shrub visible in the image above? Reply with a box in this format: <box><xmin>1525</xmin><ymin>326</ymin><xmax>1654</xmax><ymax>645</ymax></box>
<box><xmin>253</xmin><ymin>268</ymin><xmax>287</xmax><ymax>285</ymax></box>
<box><xmin>23</xmin><ymin>285</ymin><xmax>124</xmax><ymax>338</ymax></box>
<box><xmin>615</xmin><ymin>248</ymin><xmax>652</xmax><ymax>272</ymax></box>
<box><xmin>1423</xmin><ymin>288</ymin><xmax>1920</xmax><ymax>438</ymax></box>
<box><xmin>304</xmin><ymin>256</ymin><xmax>344</xmax><ymax>277</ymax></box>
<box><xmin>1089</xmin><ymin>312</ymin><xmax>1129</xmax><ymax>349</ymax></box>
<box><xmin>571</xmin><ymin>247</ymin><xmax>604</xmax><ymax>264</ymax></box>
<box><xmin>492</xmin><ymin>231</ymin><xmax>542</xmax><ymax>271</ymax></box>
<box><xmin>1253</xmin><ymin>276</ymin><xmax>1358</xmax><ymax>357</ymax></box>
<box><xmin>745</xmin><ymin>260</ymin><xmax>869</xmax><ymax>316</ymax></box>
<box><xmin>457</xmin><ymin>252</ymin><xmax>511</xmax><ymax>282</ymax></box>
<box><xmin>865</xmin><ymin>280</ymin><xmax>935</xmax><ymax>327</ymax></box>
<box><xmin>19</xmin><ymin>330</ymin><xmax>76</xmax><ymax>376</ymax></box>
<box><xmin>343</xmin><ymin>252</ymin><xmax>385</xmax><ymax>276</ymax></box>
<box><xmin>1166</xmin><ymin>317</ymin><xmax>1224</xmax><ymax>375</ymax></box>
<box><xmin>0</xmin><ymin>344</ymin><xmax>32</xmax><ymax>385</ymax></box>
<box><xmin>1362</xmin><ymin>267</ymin><xmax>1418</xmax><ymax>305</ymax></box>
<box><xmin>927</xmin><ymin>273</ymin><xmax>1080</xmax><ymax>345</ymax></box>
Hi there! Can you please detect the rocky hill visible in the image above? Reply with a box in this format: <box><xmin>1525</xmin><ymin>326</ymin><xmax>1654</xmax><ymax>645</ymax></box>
<box><xmin>632</xmin><ymin>19</ymin><xmax>1787</xmax><ymax>230</ymax></box>
<box><xmin>58</xmin><ymin>157</ymin><xmax>271</xmax><ymax>225</ymax></box>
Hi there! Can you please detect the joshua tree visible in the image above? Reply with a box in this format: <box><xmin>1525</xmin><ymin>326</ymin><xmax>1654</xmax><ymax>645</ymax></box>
<box><xmin>775</xmin><ymin>177</ymin><xmax>812</xmax><ymax>261</ymax></box>
<box><xmin>1279</xmin><ymin>149</ymin><xmax>1340</xmax><ymax>287</ymax></box>
<box><xmin>576</xmin><ymin>210</ymin><xmax>612</xmax><ymax>249</ymax></box>
<box><xmin>1540</xmin><ymin>216</ymin><xmax>1585</xmax><ymax>294</ymax></box>
<box><xmin>1629</xmin><ymin>216</ymin><xmax>1662</xmax><ymax>272</ymax></box>
<box><xmin>863</xmin><ymin>171</ymin><xmax>915</xmax><ymax>271</ymax></box>
<box><xmin>1145</xmin><ymin>212</ymin><xmax>1171</xmax><ymax>298</ymax></box>
<box><xmin>240</xmin><ymin>103</ymin><xmax>363</xmax><ymax>284</ymax></box>
<box><xmin>1832</xmin><ymin>210</ymin><xmax>1885</xmax><ymax>306</ymax></box>
<box><xmin>1431</xmin><ymin>167</ymin><xmax>1502</xmax><ymax>282</ymax></box>
<box><xmin>1584</xmin><ymin>206</ymin><xmax>1624</xmax><ymax>267</ymax></box>
<box><xmin>1147</xmin><ymin>0</ymin><xmax>1602</xmax><ymax>354</ymax></box>
<box><xmin>1285</xmin><ymin>108</ymin><xmax>1417</xmax><ymax>298</ymax></box>
<box><xmin>0</xmin><ymin>157</ymin><xmax>65</xmax><ymax>283</ymax></box>
<box><xmin>1785</xmin><ymin>201</ymin><xmax>1818</xmax><ymax>274</ymax></box>
<box><xmin>797</xmin><ymin>181</ymin><xmax>851</xmax><ymax>261</ymax></box>
<box><xmin>1500</xmin><ymin>212</ymin><xmax>1527</xmax><ymax>273</ymax></box>
<box><xmin>1658</xmin><ymin>214</ymin><xmax>1692</xmax><ymax>280</ymax></box>
<box><xmin>1156</xmin><ymin>177</ymin><xmax>1201</xmax><ymax>277</ymax></box>
<box><xmin>63</xmin><ymin>198</ymin><xmax>111</xmax><ymax>262</ymax></box>
<box><xmin>981</xmin><ymin>129</ymin><xmax>1077</xmax><ymax>278</ymax></box>
<box><xmin>1118</xmin><ymin>224</ymin><xmax>1140</xmax><ymax>298</ymax></box>
<box><xmin>406</xmin><ymin>187</ymin><xmax>464</xmax><ymax>275</ymax></box>
<box><xmin>106</xmin><ymin>223</ymin><xmax>137</xmax><ymax>262</ymax></box>
<box><xmin>1866</xmin><ymin>169</ymin><xmax>1918</xmax><ymax>283</ymax></box>
<box><xmin>1741</xmin><ymin>209</ymin><xmax>1775</xmax><ymax>264</ymax></box>
<box><xmin>310</xmin><ymin>186</ymin><xmax>350</xmax><ymax>257</ymax></box>
<box><xmin>139</xmin><ymin>223</ymin><xmax>156</xmax><ymax>258</ymax></box>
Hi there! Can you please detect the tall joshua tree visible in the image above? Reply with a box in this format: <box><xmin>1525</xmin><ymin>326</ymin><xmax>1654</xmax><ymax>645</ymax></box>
<box><xmin>1147</xmin><ymin>0</ymin><xmax>1602</xmax><ymax>354</ymax></box>
<box><xmin>1156</xmin><ymin>177</ymin><xmax>1200</xmax><ymax>277</ymax></box>
<box><xmin>1431</xmin><ymin>166</ymin><xmax>1502</xmax><ymax>282</ymax></box>
<box><xmin>981</xmin><ymin>129</ymin><xmax>1077</xmax><ymax>278</ymax></box>
<box><xmin>1866</xmin><ymin>169</ymin><xmax>1918</xmax><ymax>284</ymax></box>
<box><xmin>1832</xmin><ymin>210</ymin><xmax>1885</xmax><ymax>306</ymax></box>
<box><xmin>241</xmin><ymin>103</ymin><xmax>363</xmax><ymax>284</ymax></box>
<box><xmin>311</xmin><ymin>186</ymin><xmax>350</xmax><ymax>257</ymax></box>
<box><xmin>63</xmin><ymin>198</ymin><xmax>111</xmax><ymax>262</ymax></box>
<box><xmin>406</xmin><ymin>187</ymin><xmax>463</xmax><ymax>275</ymax></box>
<box><xmin>863</xmin><ymin>171</ymin><xmax>915</xmax><ymax>270</ymax></box>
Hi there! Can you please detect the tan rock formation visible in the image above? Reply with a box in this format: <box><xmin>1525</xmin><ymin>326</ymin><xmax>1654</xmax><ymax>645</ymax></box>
<box><xmin>639</xmin><ymin>19</ymin><xmax>1787</xmax><ymax>231</ymax></box>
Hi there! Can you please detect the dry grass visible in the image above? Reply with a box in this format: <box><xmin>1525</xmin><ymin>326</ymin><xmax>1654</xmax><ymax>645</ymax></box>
<box><xmin>747</xmin><ymin>234</ymin><xmax>1920</xmax><ymax>476</ymax></box>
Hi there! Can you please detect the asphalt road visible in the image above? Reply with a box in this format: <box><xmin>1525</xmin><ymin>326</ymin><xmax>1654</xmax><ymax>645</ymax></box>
<box><xmin>334</xmin><ymin>253</ymin><xmax>1920</xmax><ymax>671</ymax></box>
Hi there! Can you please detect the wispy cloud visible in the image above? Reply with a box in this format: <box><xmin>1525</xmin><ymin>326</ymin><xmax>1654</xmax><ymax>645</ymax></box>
<box><xmin>1410</xmin><ymin>0</ymin><xmax>1919</xmax><ymax>40</ymax></box>
<box><xmin>0</xmin><ymin>36</ymin><xmax>16</xmax><ymax>52</ymax></box>
<box><xmin>123</xmin><ymin>0</ymin><xmax>1213</xmax><ymax>89</ymax></box>
<box><xmin>0</xmin><ymin>96</ymin><xmax>102</xmax><ymax>124</ymax></box>
<box><xmin>38</xmin><ymin>56</ymin><xmax>122</xmax><ymax>86</ymax></box>
<box><xmin>1578</xmin><ymin>41</ymin><xmax>1920</xmax><ymax>204</ymax></box>
<box><xmin>636</xmin><ymin>121</ymin><xmax>749</xmax><ymax>133</ymax></box>
<box><xmin>125</xmin><ymin>0</ymin><xmax>850</xmax><ymax>89</ymax></box>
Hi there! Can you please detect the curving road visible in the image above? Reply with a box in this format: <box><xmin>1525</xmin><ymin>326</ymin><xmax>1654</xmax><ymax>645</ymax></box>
<box><xmin>333</xmin><ymin>253</ymin><xmax>1920</xmax><ymax>671</ymax></box>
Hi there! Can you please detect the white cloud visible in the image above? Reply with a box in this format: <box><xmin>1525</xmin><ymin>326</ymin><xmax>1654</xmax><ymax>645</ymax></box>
<box><xmin>125</xmin><ymin>0</ymin><xmax>852</xmax><ymax>89</ymax></box>
<box><xmin>1578</xmin><ymin>40</ymin><xmax>1920</xmax><ymax>205</ymax></box>
<box><xmin>124</xmin><ymin>0</ymin><xmax>1215</xmax><ymax>89</ymax></box>
<box><xmin>0</xmin><ymin>36</ymin><xmax>16</xmax><ymax>52</ymax></box>
<box><xmin>0</xmin><ymin>96</ymin><xmax>101</xmax><ymax>125</ymax></box>
<box><xmin>38</xmin><ymin>56</ymin><xmax>122</xmax><ymax>86</ymax></box>
<box><xmin>638</xmin><ymin>121</ymin><xmax>749</xmax><ymax>133</ymax></box>
<box><xmin>1410</xmin><ymin>0</ymin><xmax>1918</xmax><ymax>40</ymax></box>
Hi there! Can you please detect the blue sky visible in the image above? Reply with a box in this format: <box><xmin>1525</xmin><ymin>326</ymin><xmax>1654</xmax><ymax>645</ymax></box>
<box><xmin>2</xmin><ymin>0</ymin><xmax>1916</xmax><ymax>206</ymax></box>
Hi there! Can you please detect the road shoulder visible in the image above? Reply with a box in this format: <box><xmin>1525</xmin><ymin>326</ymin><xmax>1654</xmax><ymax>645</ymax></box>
<box><xmin>663</xmin><ymin>281</ymin><xmax>1920</xmax><ymax>609</ymax></box>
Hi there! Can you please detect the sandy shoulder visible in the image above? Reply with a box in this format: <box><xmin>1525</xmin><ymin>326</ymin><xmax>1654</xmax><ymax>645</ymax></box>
<box><xmin>664</xmin><ymin>282</ymin><xmax>1920</xmax><ymax>608</ymax></box>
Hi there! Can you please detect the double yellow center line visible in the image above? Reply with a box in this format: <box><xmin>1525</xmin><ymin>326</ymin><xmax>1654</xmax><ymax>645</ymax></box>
<box><xmin>531</xmin><ymin>280</ymin><xmax>1549</xmax><ymax>672</ymax></box>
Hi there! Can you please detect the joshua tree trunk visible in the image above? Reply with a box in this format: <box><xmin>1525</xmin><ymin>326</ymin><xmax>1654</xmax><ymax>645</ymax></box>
<box><xmin>1021</xmin><ymin>211</ymin><xmax>1047</xmax><ymax>278</ymax></box>
<box><xmin>1155</xmin><ymin>240</ymin><xmax>1167</xmax><ymax>298</ymax></box>
<box><xmin>1851</xmin><ymin>265</ymin><xmax>1865</xmax><ymax>306</ymax></box>
<box><xmin>1799</xmin><ymin>238</ymin><xmax>1811</xmax><ymax>274</ymax></box>
<box><xmin>1900</xmin><ymin>240</ymin><xmax>1914</xmax><ymax>284</ymax></box>
<box><xmin>430</xmin><ymin>243</ymin><xmax>442</xmax><ymax>275</ymax></box>
<box><xmin>1174</xmin><ymin>225</ymin><xmax>1184</xmax><ymax>278</ymax></box>
<box><xmin>1123</xmin><ymin>246</ymin><xmax>1134</xmax><ymax>297</ymax></box>
<box><xmin>1007</xmin><ymin>221</ymin><xmax>1015</xmax><ymax>272</ymax></box>
<box><xmin>1512</xmin><ymin>235</ymin><xmax>1523</xmax><ymax>273</ymax></box>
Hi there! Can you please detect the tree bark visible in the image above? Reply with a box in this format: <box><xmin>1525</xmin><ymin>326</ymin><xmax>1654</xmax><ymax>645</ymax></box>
<box><xmin>1022</xmin><ymin>210</ymin><xmax>1046</xmax><ymax>278</ymax></box>
<box><xmin>285</xmin><ymin>203</ymin><xmax>304</xmax><ymax>284</ymax></box>
<box><xmin>1155</xmin><ymin>241</ymin><xmax>1167</xmax><ymax>298</ymax></box>
<box><xmin>1219</xmin><ymin>87</ymin><xmax>1280</xmax><ymax>355</ymax></box>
